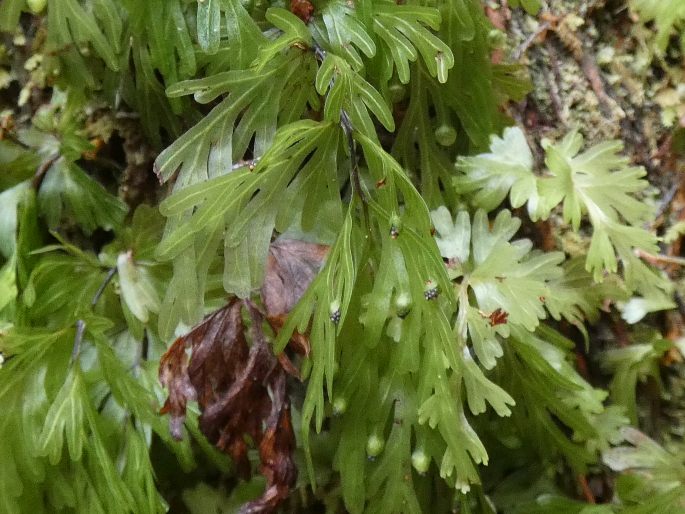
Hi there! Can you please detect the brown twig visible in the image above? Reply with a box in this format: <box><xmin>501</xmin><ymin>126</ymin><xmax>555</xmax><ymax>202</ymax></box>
<box><xmin>577</xmin><ymin>474</ymin><xmax>596</xmax><ymax>504</ymax></box>
<box><xmin>0</xmin><ymin>132</ymin><xmax>30</xmax><ymax>149</ymax></box>
<box><xmin>540</xmin><ymin>10</ymin><xmax>621</xmax><ymax>120</ymax></box>
<box><xmin>512</xmin><ymin>21</ymin><xmax>551</xmax><ymax>61</ymax></box>
<box><xmin>635</xmin><ymin>249</ymin><xmax>685</xmax><ymax>268</ymax></box>
<box><xmin>579</xmin><ymin>51</ymin><xmax>620</xmax><ymax>118</ymax></box>
<box><xmin>32</xmin><ymin>153</ymin><xmax>60</xmax><ymax>190</ymax></box>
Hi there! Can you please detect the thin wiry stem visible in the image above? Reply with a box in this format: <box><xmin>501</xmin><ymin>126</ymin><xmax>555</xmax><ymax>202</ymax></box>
<box><xmin>636</xmin><ymin>249</ymin><xmax>685</xmax><ymax>267</ymax></box>
<box><xmin>70</xmin><ymin>266</ymin><xmax>117</xmax><ymax>365</ymax></box>
<box><xmin>91</xmin><ymin>267</ymin><xmax>117</xmax><ymax>307</ymax></box>
<box><xmin>340</xmin><ymin>110</ymin><xmax>370</xmax><ymax>228</ymax></box>
<box><xmin>313</xmin><ymin>43</ymin><xmax>370</xmax><ymax>229</ymax></box>
<box><xmin>32</xmin><ymin>153</ymin><xmax>60</xmax><ymax>190</ymax></box>
<box><xmin>71</xmin><ymin>320</ymin><xmax>87</xmax><ymax>364</ymax></box>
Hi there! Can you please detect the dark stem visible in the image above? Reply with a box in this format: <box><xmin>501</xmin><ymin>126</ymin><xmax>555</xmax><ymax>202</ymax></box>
<box><xmin>91</xmin><ymin>267</ymin><xmax>117</xmax><ymax>307</ymax></box>
<box><xmin>70</xmin><ymin>319</ymin><xmax>86</xmax><ymax>365</ymax></box>
<box><xmin>312</xmin><ymin>43</ymin><xmax>370</xmax><ymax>230</ymax></box>
<box><xmin>32</xmin><ymin>153</ymin><xmax>60</xmax><ymax>190</ymax></box>
<box><xmin>71</xmin><ymin>266</ymin><xmax>117</xmax><ymax>365</ymax></box>
<box><xmin>3</xmin><ymin>132</ymin><xmax>30</xmax><ymax>150</ymax></box>
<box><xmin>340</xmin><ymin>110</ymin><xmax>370</xmax><ymax>228</ymax></box>
<box><xmin>653</xmin><ymin>183</ymin><xmax>679</xmax><ymax>226</ymax></box>
<box><xmin>141</xmin><ymin>332</ymin><xmax>149</xmax><ymax>361</ymax></box>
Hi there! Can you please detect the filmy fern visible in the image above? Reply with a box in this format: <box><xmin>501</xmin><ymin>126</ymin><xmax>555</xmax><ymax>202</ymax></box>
<box><xmin>457</xmin><ymin>126</ymin><xmax>673</xmax><ymax>313</ymax></box>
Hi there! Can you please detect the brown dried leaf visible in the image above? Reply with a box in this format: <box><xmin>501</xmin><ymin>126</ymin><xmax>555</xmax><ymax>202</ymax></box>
<box><xmin>239</xmin><ymin>372</ymin><xmax>297</xmax><ymax>514</ymax></box>
<box><xmin>266</xmin><ymin>313</ymin><xmax>310</xmax><ymax>356</ymax></box>
<box><xmin>187</xmin><ymin>300</ymin><xmax>248</xmax><ymax>412</ymax></box>
<box><xmin>159</xmin><ymin>298</ymin><xmax>297</xmax><ymax>512</ymax></box>
<box><xmin>261</xmin><ymin>239</ymin><xmax>329</xmax><ymax>318</ymax></box>
<box><xmin>277</xmin><ymin>352</ymin><xmax>301</xmax><ymax>379</ymax></box>
<box><xmin>262</xmin><ymin>238</ymin><xmax>328</xmax><ymax>362</ymax></box>
<box><xmin>159</xmin><ymin>238</ymin><xmax>329</xmax><ymax>511</ymax></box>
<box><xmin>159</xmin><ymin>337</ymin><xmax>196</xmax><ymax>440</ymax></box>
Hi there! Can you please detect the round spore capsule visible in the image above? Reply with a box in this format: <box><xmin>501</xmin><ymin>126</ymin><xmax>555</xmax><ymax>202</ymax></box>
<box><xmin>411</xmin><ymin>449</ymin><xmax>430</xmax><ymax>474</ymax></box>
<box><xmin>27</xmin><ymin>0</ymin><xmax>47</xmax><ymax>13</ymax></box>
<box><xmin>366</xmin><ymin>434</ymin><xmax>385</xmax><ymax>458</ymax></box>
<box><xmin>332</xmin><ymin>397</ymin><xmax>347</xmax><ymax>415</ymax></box>
<box><xmin>394</xmin><ymin>292</ymin><xmax>412</xmax><ymax>318</ymax></box>
<box><xmin>435</xmin><ymin>124</ymin><xmax>457</xmax><ymax>147</ymax></box>
<box><xmin>388</xmin><ymin>83</ymin><xmax>406</xmax><ymax>103</ymax></box>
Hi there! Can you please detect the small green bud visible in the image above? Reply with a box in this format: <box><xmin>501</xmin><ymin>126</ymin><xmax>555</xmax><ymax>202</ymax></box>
<box><xmin>27</xmin><ymin>0</ymin><xmax>47</xmax><ymax>14</ymax></box>
<box><xmin>366</xmin><ymin>434</ymin><xmax>385</xmax><ymax>458</ymax></box>
<box><xmin>23</xmin><ymin>282</ymin><xmax>36</xmax><ymax>306</ymax></box>
<box><xmin>434</xmin><ymin>124</ymin><xmax>457</xmax><ymax>147</ymax></box>
<box><xmin>411</xmin><ymin>449</ymin><xmax>430</xmax><ymax>474</ymax></box>
<box><xmin>394</xmin><ymin>292</ymin><xmax>412</xmax><ymax>318</ymax></box>
<box><xmin>388</xmin><ymin>83</ymin><xmax>406</xmax><ymax>103</ymax></box>
<box><xmin>332</xmin><ymin>397</ymin><xmax>347</xmax><ymax>415</ymax></box>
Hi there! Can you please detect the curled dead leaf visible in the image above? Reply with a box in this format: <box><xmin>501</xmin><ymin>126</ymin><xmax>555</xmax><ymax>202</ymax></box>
<box><xmin>159</xmin><ymin>299</ymin><xmax>297</xmax><ymax>512</ymax></box>
<box><xmin>262</xmin><ymin>238</ymin><xmax>329</xmax><ymax>366</ymax></box>
<box><xmin>261</xmin><ymin>238</ymin><xmax>329</xmax><ymax>317</ymax></box>
<box><xmin>159</xmin><ymin>336</ymin><xmax>195</xmax><ymax>440</ymax></box>
<box><xmin>159</xmin><ymin>238</ymin><xmax>329</xmax><ymax>513</ymax></box>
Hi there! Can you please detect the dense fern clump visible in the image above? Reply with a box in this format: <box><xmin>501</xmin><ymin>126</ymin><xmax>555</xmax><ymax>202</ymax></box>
<box><xmin>1</xmin><ymin>0</ymin><xmax>684</xmax><ymax>513</ymax></box>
